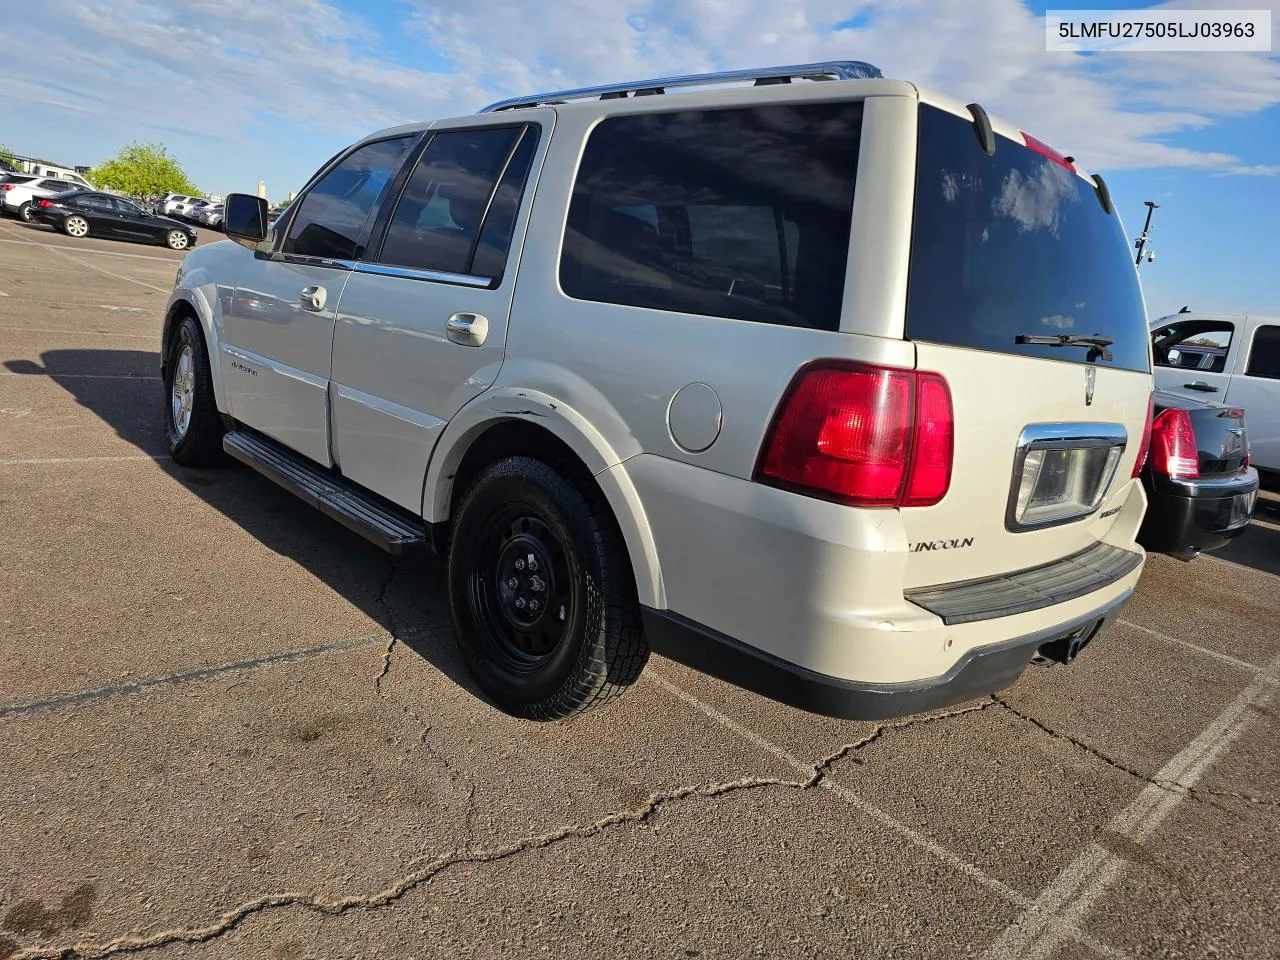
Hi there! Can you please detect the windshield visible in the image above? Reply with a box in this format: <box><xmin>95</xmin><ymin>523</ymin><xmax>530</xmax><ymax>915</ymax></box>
<box><xmin>905</xmin><ymin>104</ymin><xmax>1149</xmax><ymax>373</ymax></box>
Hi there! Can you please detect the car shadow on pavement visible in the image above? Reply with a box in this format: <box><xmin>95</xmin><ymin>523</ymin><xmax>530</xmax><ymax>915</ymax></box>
<box><xmin>6</xmin><ymin>349</ymin><xmax>483</xmax><ymax>701</ymax></box>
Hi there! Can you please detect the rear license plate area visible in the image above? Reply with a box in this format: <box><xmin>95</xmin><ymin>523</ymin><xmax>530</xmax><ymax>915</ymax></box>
<box><xmin>1228</xmin><ymin>490</ymin><xmax>1257</xmax><ymax>528</ymax></box>
<box><xmin>1007</xmin><ymin>425</ymin><xmax>1127</xmax><ymax>532</ymax></box>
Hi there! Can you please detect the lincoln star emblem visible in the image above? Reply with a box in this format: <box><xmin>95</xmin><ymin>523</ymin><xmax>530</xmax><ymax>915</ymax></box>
<box><xmin>1084</xmin><ymin>366</ymin><xmax>1096</xmax><ymax>406</ymax></box>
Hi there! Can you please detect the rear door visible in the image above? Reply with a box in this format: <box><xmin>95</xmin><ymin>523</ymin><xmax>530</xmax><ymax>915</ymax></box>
<box><xmin>899</xmin><ymin>103</ymin><xmax>1154</xmax><ymax>587</ymax></box>
<box><xmin>1224</xmin><ymin>320</ymin><xmax>1280</xmax><ymax>471</ymax></box>
<box><xmin>329</xmin><ymin>117</ymin><xmax>547</xmax><ymax>511</ymax></box>
<box><xmin>71</xmin><ymin>193</ymin><xmax>123</xmax><ymax>237</ymax></box>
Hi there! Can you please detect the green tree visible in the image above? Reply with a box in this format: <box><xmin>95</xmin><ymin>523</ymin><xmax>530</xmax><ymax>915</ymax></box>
<box><xmin>88</xmin><ymin>143</ymin><xmax>199</xmax><ymax>196</ymax></box>
<box><xmin>0</xmin><ymin>144</ymin><xmax>16</xmax><ymax>169</ymax></box>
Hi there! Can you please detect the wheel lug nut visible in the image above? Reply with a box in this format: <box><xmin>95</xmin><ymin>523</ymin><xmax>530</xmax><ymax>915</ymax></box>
<box><xmin>527</xmin><ymin>555</ymin><xmax>538</xmax><ymax>572</ymax></box>
<box><xmin>515</xmin><ymin>598</ymin><xmax>527</xmax><ymax>610</ymax></box>
<box><xmin>529</xmin><ymin>575</ymin><xmax>545</xmax><ymax>592</ymax></box>
<box><xmin>514</xmin><ymin>559</ymin><xmax>525</xmax><ymax>571</ymax></box>
<box><xmin>528</xmin><ymin>599</ymin><xmax>539</xmax><ymax>613</ymax></box>
<box><xmin>507</xmin><ymin>578</ymin><xmax>518</xmax><ymax>589</ymax></box>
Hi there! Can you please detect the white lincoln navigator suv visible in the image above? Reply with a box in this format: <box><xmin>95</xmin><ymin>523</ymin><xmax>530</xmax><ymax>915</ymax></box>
<box><xmin>161</xmin><ymin>61</ymin><xmax>1155</xmax><ymax>721</ymax></box>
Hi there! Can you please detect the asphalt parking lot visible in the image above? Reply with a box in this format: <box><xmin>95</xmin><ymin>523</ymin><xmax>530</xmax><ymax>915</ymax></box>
<box><xmin>1</xmin><ymin>215</ymin><xmax>1277</xmax><ymax>960</ymax></box>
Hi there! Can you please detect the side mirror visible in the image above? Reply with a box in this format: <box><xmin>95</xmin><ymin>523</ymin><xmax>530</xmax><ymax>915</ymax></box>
<box><xmin>224</xmin><ymin>193</ymin><xmax>268</xmax><ymax>249</ymax></box>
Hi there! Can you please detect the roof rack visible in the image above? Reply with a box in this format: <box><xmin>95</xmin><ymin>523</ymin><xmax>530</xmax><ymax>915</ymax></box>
<box><xmin>478</xmin><ymin>60</ymin><xmax>883</xmax><ymax>113</ymax></box>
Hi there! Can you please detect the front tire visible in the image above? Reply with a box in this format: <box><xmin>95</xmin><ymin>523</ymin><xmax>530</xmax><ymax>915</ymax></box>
<box><xmin>163</xmin><ymin>316</ymin><xmax>225</xmax><ymax>466</ymax></box>
<box><xmin>166</xmin><ymin>229</ymin><xmax>190</xmax><ymax>250</ymax></box>
<box><xmin>448</xmin><ymin>457</ymin><xmax>649</xmax><ymax>720</ymax></box>
<box><xmin>64</xmin><ymin>216</ymin><xmax>89</xmax><ymax>238</ymax></box>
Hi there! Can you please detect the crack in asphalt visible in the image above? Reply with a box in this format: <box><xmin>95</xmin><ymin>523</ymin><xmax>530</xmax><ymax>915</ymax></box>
<box><xmin>993</xmin><ymin>696</ymin><xmax>1277</xmax><ymax>812</ymax></box>
<box><xmin>371</xmin><ymin>557</ymin><xmax>399</xmax><ymax>698</ymax></box>
<box><xmin>9</xmin><ymin>714</ymin><xmax>976</xmax><ymax>960</ymax></box>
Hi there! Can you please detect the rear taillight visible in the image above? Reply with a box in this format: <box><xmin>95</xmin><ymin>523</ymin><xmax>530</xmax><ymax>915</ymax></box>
<box><xmin>755</xmin><ymin>362</ymin><xmax>954</xmax><ymax>508</ymax></box>
<box><xmin>1131</xmin><ymin>392</ymin><xmax>1155</xmax><ymax>477</ymax></box>
<box><xmin>1150</xmin><ymin>408</ymin><xmax>1199</xmax><ymax>480</ymax></box>
<box><xmin>37</xmin><ymin>199</ymin><xmax>53</xmax><ymax>208</ymax></box>
<box><xmin>0</xmin><ymin>184</ymin><xmax>13</xmax><ymax>191</ymax></box>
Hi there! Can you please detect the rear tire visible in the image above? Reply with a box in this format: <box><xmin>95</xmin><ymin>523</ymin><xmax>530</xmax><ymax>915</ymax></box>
<box><xmin>448</xmin><ymin>456</ymin><xmax>649</xmax><ymax>720</ymax></box>
<box><xmin>17</xmin><ymin>202</ymin><xmax>33</xmax><ymax>223</ymax></box>
<box><xmin>64</xmin><ymin>216</ymin><xmax>89</xmax><ymax>238</ymax></box>
<box><xmin>163</xmin><ymin>316</ymin><xmax>225</xmax><ymax>466</ymax></box>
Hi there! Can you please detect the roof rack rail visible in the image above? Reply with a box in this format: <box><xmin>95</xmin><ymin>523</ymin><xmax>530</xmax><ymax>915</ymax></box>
<box><xmin>478</xmin><ymin>60</ymin><xmax>883</xmax><ymax>113</ymax></box>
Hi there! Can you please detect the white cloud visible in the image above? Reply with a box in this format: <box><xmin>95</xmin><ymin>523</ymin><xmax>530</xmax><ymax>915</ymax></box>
<box><xmin>0</xmin><ymin>0</ymin><xmax>1275</xmax><ymax>192</ymax></box>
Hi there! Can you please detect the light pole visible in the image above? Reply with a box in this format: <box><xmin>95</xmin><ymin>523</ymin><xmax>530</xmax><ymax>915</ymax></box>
<box><xmin>1134</xmin><ymin>200</ymin><xmax>1158</xmax><ymax>270</ymax></box>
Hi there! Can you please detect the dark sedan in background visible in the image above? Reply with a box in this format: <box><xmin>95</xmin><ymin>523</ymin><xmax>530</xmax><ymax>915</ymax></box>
<box><xmin>1137</xmin><ymin>389</ymin><xmax>1258</xmax><ymax>560</ymax></box>
<box><xmin>29</xmin><ymin>191</ymin><xmax>197</xmax><ymax>250</ymax></box>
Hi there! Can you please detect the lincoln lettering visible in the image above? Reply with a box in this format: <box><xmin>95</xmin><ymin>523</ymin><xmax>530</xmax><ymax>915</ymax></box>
<box><xmin>910</xmin><ymin>537</ymin><xmax>975</xmax><ymax>553</ymax></box>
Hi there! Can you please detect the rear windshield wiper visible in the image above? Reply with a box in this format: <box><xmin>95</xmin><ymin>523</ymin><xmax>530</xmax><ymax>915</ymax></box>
<box><xmin>1014</xmin><ymin>334</ymin><xmax>1114</xmax><ymax>362</ymax></box>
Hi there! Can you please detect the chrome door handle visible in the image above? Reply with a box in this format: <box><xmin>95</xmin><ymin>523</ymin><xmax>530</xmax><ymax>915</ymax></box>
<box><xmin>299</xmin><ymin>285</ymin><xmax>326</xmax><ymax>312</ymax></box>
<box><xmin>446</xmin><ymin>312</ymin><xmax>489</xmax><ymax>346</ymax></box>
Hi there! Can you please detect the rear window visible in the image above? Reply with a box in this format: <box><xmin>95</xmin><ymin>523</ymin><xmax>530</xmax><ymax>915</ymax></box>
<box><xmin>560</xmin><ymin>102</ymin><xmax>862</xmax><ymax>330</ymax></box>
<box><xmin>905</xmin><ymin>105</ymin><xmax>1150</xmax><ymax>373</ymax></box>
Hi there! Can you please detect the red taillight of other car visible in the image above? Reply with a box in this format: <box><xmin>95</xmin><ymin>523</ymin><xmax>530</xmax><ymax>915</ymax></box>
<box><xmin>1149</xmin><ymin>408</ymin><xmax>1200</xmax><ymax>480</ymax></box>
<box><xmin>37</xmin><ymin>199</ymin><xmax>54</xmax><ymax>208</ymax></box>
<box><xmin>0</xmin><ymin>184</ymin><xmax>14</xmax><ymax>191</ymax></box>
<box><xmin>1131</xmin><ymin>391</ymin><xmax>1155</xmax><ymax>477</ymax></box>
<box><xmin>755</xmin><ymin>362</ymin><xmax>954</xmax><ymax>508</ymax></box>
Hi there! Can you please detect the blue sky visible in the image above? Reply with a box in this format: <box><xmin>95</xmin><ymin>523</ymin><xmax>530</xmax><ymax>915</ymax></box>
<box><xmin>0</xmin><ymin>0</ymin><xmax>1275</xmax><ymax>317</ymax></box>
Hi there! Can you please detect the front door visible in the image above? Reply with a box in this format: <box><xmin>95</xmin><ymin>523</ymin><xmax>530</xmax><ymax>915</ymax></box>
<box><xmin>1151</xmin><ymin>317</ymin><xmax>1239</xmax><ymax>402</ymax></box>
<box><xmin>108</xmin><ymin>196</ymin><xmax>158</xmax><ymax>242</ymax></box>
<box><xmin>219</xmin><ymin>134</ymin><xmax>419</xmax><ymax>466</ymax></box>
<box><xmin>329</xmin><ymin>116</ymin><xmax>549</xmax><ymax>511</ymax></box>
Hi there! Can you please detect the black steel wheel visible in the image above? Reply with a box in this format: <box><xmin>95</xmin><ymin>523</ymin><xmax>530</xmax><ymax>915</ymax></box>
<box><xmin>448</xmin><ymin>456</ymin><xmax>649</xmax><ymax>719</ymax></box>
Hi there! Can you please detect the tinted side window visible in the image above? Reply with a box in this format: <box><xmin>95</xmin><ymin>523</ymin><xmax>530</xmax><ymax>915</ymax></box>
<box><xmin>560</xmin><ymin>103</ymin><xmax>863</xmax><ymax>330</ymax></box>
<box><xmin>377</xmin><ymin>126</ymin><xmax>530</xmax><ymax>276</ymax></box>
<box><xmin>77</xmin><ymin>195</ymin><xmax>114</xmax><ymax>211</ymax></box>
<box><xmin>1152</xmin><ymin>322</ymin><xmax>1234</xmax><ymax>373</ymax></box>
<box><xmin>285</xmin><ymin>136</ymin><xmax>415</xmax><ymax>260</ymax></box>
<box><xmin>1245</xmin><ymin>325</ymin><xmax>1280</xmax><ymax>380</ymax></box>
<box><xmin>471</xmin><ymin>130</ymin><xmax>539</xmax><ymax>279</ymax></box>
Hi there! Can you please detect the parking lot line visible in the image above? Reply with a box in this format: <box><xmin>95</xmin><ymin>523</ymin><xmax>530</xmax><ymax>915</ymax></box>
<box><xmin>0</xmin><ymin>236</ymin><xmax>181</xmax><ymax>263</ymax></box>
<box><xmin>1118</xmin><ymin>617</ymin><xmax>1275</xmax><ymax>676</ymax></box>
<box><xmin>979</xmin><ymin>649</ymin><xmax>1280</xmax><ymax>960</ymax></box>
<box><xmin>645</xmin><ymin>670</ymin><xmax>1130</xmax><ymax>959</ymax></box>
<box><xmin>0</xmin><ymin>372</ymin><xmax>159</xmax><ymax>380</ymax></box>
<box><xmin>0</xmin><ymin>327</ymin><xmax>155</xmax><ymax>338</ymax></box>
<box><xmin>0</xmin><ymin>633</ymin><xmax>391</xmax><ymax>721</ymax></box>
<box><xmin>0</xmin><ymin>227</ymin><xmax>172</xmax><ymax>293</ymax></box>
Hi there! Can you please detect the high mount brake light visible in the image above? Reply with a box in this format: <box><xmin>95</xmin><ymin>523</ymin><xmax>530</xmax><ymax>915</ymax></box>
<box><xmin>755</xmin><ymin>362</ymin><xmax>954</xmax><ymax>508</ymax></box>
<box><xmin>1021</xmin><ymin>132</ymin><xmax>1077</xmax><ymax>172</ymax></box>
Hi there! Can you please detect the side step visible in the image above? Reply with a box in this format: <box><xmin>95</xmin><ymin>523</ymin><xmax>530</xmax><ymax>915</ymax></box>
<box><xmin>223</xmin><ymin>431</ymin><xmax>428</xmax><ymax>555</ymax></box>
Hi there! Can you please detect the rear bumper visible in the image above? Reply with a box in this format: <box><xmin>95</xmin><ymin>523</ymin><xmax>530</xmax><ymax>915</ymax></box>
<box><xmin>644</xmin><ymin>591</ymin><xmax>1131</xmax><ymax>720</ymax></box>
<box><xmin>616</xmin><ymin>453</ymin><xmax>1147</xmax><ymax>694</ymax></box>
<box><xmin>1138</xmin><ymin>468</ymin><xmax>1258</xmax><ymax>557</ymax></box>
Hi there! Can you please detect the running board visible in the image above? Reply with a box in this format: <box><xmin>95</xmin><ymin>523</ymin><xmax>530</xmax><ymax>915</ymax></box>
<box><xmin>223</xmin><ymin>431</ymin><xmax>428</xmax><ymax>555</ymax></box>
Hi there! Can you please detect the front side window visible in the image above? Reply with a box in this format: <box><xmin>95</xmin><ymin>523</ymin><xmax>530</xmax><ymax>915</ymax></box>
<box><xmin>1245</xmin><ymin>324</ymin><xmax>1280</xmax><ymax>380</ymax></box>
<box><xmin>1151</xmin><ymin>321</ymin><xmax>1234</xmax><ymax>373</ymax></box>
<box><xmin>284</xmin><ymin>136</ymin><xmax>416</xmax><ymax>261</ymax></box>
<box><xmin>559</xmin><ymin>102</ymin><xmax>863</xmax><ymax>330</ymax></box>
<box><xmin>376</xmin><ymin>125</ymin><xmax>537</xmax><ymax>278</ymax></box>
